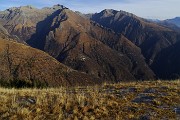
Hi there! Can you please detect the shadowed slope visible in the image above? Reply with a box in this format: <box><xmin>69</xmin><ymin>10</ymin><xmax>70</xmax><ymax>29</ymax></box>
<box><xmin>0</xmin><ymin>5</ymin><xmax>155</xmax><ymax>82</ymax></box>
<box><xmin>27</xmin><ymin>8</ymin><xmax>155</xmax><ymax>81</ymax></box>
<box><xmin>90</xmin><ymin>9</ymin><xmax>179</xmax><ymax>63</ymax></box>
<box><xmin>90</xmin><ymin>9</ymin><xmax>180</xmax><ymax>79</ymax></box>
<box><xmin>0</xmin><ymin>38</ymin><xmax>102</xmax><ymax>87</ymax></box>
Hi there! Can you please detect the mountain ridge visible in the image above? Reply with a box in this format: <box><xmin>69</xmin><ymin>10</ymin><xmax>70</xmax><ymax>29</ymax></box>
<box><xmin>0</xmin><ymin>29</ymin><xmax>103</xmax><ymax>87</ymax></box>
<box><xmin>165</xmin><ymin>17</ymin><xmax>180</xmax><ymax>27</ymax></box>
<box><xmin>89</xmin><ymin>9</ymin><xmax>180</xmax><ymax>79</ymax></box>
<box><xmin>1</xmin><ymin>5</ymin><xmax>180</xmax><ymax>85</ymax></box>
<box><xmin>0</xmin><ymin>5</ymin><xmax>155</xmax><ymax>81</ymax></box>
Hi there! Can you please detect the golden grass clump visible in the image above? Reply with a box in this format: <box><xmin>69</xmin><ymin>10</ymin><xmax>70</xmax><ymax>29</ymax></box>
<box><xmin>0</xmin><ymin>80</ymin><xmax>179</xmax><ymax>119</ymax></box>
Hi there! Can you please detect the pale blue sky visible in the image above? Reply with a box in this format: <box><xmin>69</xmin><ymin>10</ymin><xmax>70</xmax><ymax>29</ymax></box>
<box><xmin>0</xmin><ymin>0</ymin><xmax>179</xmax><ymax>20</ymax></box>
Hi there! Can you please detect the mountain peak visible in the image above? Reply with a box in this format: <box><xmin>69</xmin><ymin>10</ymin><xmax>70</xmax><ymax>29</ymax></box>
<box><xmin>42</xmin><ymin>4</ymin><xmax>67</xmax><ymax>10</ymax></box>
<box><xmin>103</xmin><ymin>9</ymin><xmax>116</xmax><ymax>13</ymax></box>
<box><xmin>99</xmin><ymin>9</ymin><xmax>116</xmax><ymax>17</ymax></box>
<box><xmin>7</xmin><ymin>5</ymin><xmax>37</xmax><ymax>11</ymax></box>
<box><xmin>5</xmin><ymin>4</ymin><xmax>68</xmax><ymax>13</ymax></box>
<box><xmin>53</xmin><ymin>4</ymin><xmax>66</xmax><ymax>9</ymax></box>
<box><xmin>100</xmin><ymin>9</ymin><xmax>135</xmax><ymax>18</ymax></box>
<box><xmin>20</xmin><ymin>5</ymin><xmax>36</xmax><ymax>9</ymax></box>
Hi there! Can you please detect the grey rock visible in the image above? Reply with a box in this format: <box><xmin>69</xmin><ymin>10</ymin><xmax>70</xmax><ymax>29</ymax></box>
<box><xmin>132</xmin><ymin>95</ymin><xmax>155</xmax><ymax>104</ymax></box>
<box><xmin>128</xmin><ymin>87</ymin><xmax>138</xmax><ymax>92</ymax></box>
<box><xmin>16</xmin><ymin>96</ymin><xmax>36</xmax><ymax>105</ymax></box>
<box><xmin>160</xmin><ymin>86</ymin><xmax>169</xmax><ymax>90</ymax></box>
<box><xmin>143</xmin><ymin>88</ymin><xmax>157</xmax><ymax>93</ymax></box>
<box><xmin>139</xmin><ymin>114</ymin><xmax>150</xmax><ymax>120</ymax></box>
<box><xmin>174</xmin><ymin>107</ymin><xmax>180</xmax><ymax>114</ymax></box>
<box><xmin>119</xmin><ymin>87</ymin><xmax>137</xmax><ymax>94</ymax></box>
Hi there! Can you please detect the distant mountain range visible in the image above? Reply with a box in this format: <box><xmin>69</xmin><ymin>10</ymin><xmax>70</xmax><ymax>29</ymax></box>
<box><xmin>0</xmin><ymin>5</ymin><xmax>180</xmax><ymax>87</ymax></box>
<box><xmin>147</xmin><ymin>17</ymin><xmax>180</xmax><ymax>27</ymax></box>
<box><xmin>165</xmin><ymin>17</ymin><xmax>180</xmax><ymax>27</ymax></box>
<box><xmin>147</xmin><ymin>17</ymin><xmax>180</xmax><ymax>32</ymax></box>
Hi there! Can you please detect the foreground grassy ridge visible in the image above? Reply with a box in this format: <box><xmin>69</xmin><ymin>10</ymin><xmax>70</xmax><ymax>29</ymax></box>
<box><xmin>0</xmin><ymin>80</ymin><xmax>179</xmax><ymax>120</ymax></box>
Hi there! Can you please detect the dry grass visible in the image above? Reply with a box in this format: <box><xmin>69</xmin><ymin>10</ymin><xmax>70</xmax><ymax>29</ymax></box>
<box><xmin>0</xmin><ymin>80</ymin><xmax>179</xmax><ymax>120</ymax></box>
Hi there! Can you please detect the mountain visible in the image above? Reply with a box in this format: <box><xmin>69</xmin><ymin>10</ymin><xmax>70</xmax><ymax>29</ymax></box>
<box><xmin>165</xmin><ymin>17</ymin><xmax>180</xmax><ymax>27</ymax></box>
<box><xmin>156</xmin><ymin>21</ymin><xmax>180</xmax><ymax>32</ymax></box>
<box><xmin>0</xmin><ymin>5</ymin><xmax>66</xmax><ymax>42</ymax></box>
<box><xmin>27</xmin><ymin>8</ymin><xmax>154</xmax><ymax>81</ymax></box>
<box><xmin>158</xmin><ymin>17</ymin><xmax>180</xmax><ymax>32</ymax></box>
<box><xmin>89</xmin><ymin>9</ymin><xmax>180</xmax><ymax>79</ymax></box>
<box><xmin>0</xmin><ymin>6</ymin><xmax>155</xmax><ymax>82</ymax></box>
<box><xmin>147</xmin><ymin>18</ymin><xmax>180</xmax><ymax>32</ymax></box>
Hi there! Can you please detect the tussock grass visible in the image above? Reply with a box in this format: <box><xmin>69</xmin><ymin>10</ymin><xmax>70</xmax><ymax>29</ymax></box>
<box><xmin>0</xmin><ymin>80</ymin><xmax>179</xmax><ymax>119</ymax></box>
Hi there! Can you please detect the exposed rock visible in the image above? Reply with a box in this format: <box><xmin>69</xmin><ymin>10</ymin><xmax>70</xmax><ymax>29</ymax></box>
<box><xmin>119</xmin><ymin>87</ymin><xmax>138</xmax><ymax>95</ymax></box>
<box><xmin>139</xmin><ymin>114</ymin><xmax>150</xmax><ymax>120</ymax></box>
<box><xmin>132</xmin><ymin>94</ymin><xmax>155</xmax><ymax>104</ymax></box>
<box><xmin>16</xmin><ymin>96</ymin><xmax>36</xmax><ymax>105</ymax></box>
<box><xmin>174</xmin><ymin>107</ymin><xmax>180</xmax><ymax>114</ymax></box>
<box><xmin>143</xmin><ymin>88</ymin><xmax>157</xmax><ymax>93</ymax></box>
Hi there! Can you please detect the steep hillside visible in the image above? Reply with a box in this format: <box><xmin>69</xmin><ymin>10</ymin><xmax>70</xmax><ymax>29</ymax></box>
<box><xmin>0</xmin><ymin>38</ymin><xmax>102</xmax><ymax>87</ymax></box>
<box><xmin>0</xmin><ymin>24</ymin><xmax>9</xmax><ymax>39</ymax></box>
<box><xmin>0</xmin><ymin>24</ymin><xmax>23</xmax><ymax>43</ymax></box>
<box><xmin>152</xmin><ymin>40</ymin><xmax>180</xmax><ymax>79</ymax></box>
<box><xmin>0</xmin><ymin>24</ymin><xmax>8</xmax><ymax>35</ymax></box>
<box><xmin>90</xmin><ymin>9</ymin><xmax>180</xmax><ymax>79</ymax></box>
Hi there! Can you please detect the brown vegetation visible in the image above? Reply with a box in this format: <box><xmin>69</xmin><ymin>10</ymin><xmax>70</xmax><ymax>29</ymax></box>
<box><xmin>0</xmin><ymin>39</ymin><xmax>102</xmax><ymax>87</ymax></box>
<box><xmin>0</xmin><ymin>6</ymin><xmax>155</xmax><ymax>82</ymax></box>
<box><xmin>90</xmin><ymin>9</ymin><xmax>180</xmax><ymax>79</ymax></box>
<box><xmin>0</xmin><ymin>80</ymin><xmax>179</xmax><ymax>119</ymax></box>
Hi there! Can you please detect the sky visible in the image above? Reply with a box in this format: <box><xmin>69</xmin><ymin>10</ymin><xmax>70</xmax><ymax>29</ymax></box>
<box><xmin>0</xmin><ymin>0</ymin><xmax>179</xmax><ymax>20</ymax></box>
